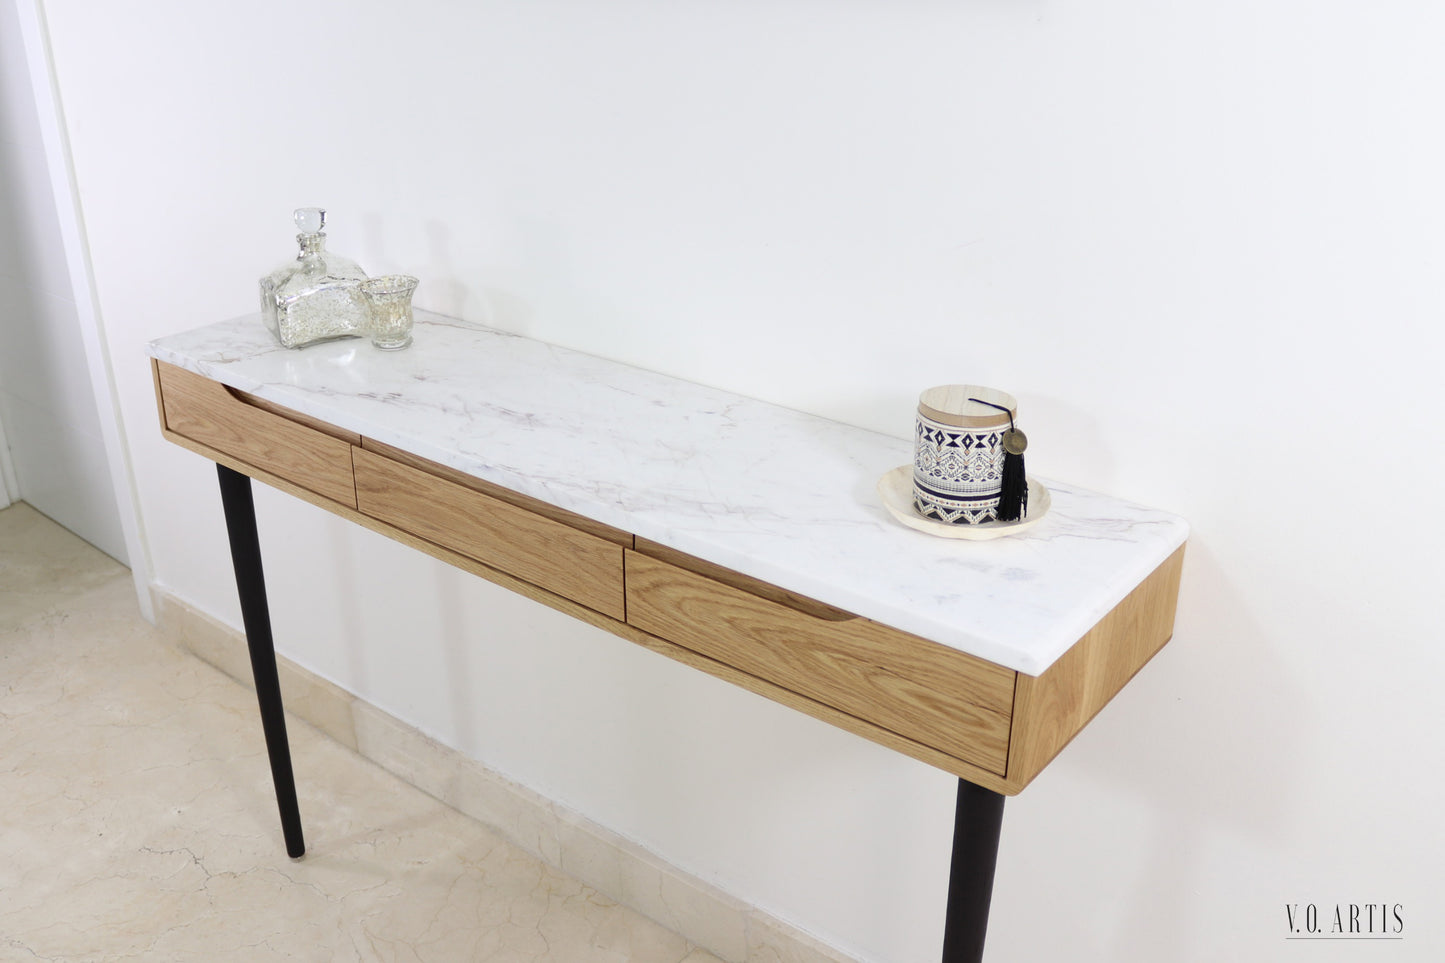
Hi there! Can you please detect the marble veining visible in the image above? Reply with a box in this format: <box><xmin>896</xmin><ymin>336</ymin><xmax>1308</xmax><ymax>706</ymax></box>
<box><xmin>149</xmin><ymin>314</ymin><xmax>1188</xmax><ymax>675</ymax></box>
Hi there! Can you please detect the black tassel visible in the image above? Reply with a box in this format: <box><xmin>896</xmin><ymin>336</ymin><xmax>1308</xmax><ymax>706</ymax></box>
<box><xmin>968</xmin><ymin>396</ymin><xmax>1029</xmax><ymax>522</ymax></box>
<box><xmin>995</xmin><ymin>443</ymin><xmax>1028</xmax><ymax>522</ymax></box>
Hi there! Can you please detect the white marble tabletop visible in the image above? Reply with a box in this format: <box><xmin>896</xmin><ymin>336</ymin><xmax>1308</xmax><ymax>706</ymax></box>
<box><xmin>149</xmin><ymin>312</ymin><xmax>1188</xmax><ymax>675</ymax></box>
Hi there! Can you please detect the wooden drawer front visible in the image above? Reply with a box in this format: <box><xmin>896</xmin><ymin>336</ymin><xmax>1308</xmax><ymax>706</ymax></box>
<box><xmin>353</xmin><ymin>447</ymin><xmax>625</xmax><ymax>620</ymax></box>
<box><xmin>624</xmin><ymin>551</ymin><xmax>1015</xmax><ymax>775</ymax></box>
<box><xmin>156</xmin><ymin>361</ymin><xmax>358</xmax><ymax>507</ymax></box>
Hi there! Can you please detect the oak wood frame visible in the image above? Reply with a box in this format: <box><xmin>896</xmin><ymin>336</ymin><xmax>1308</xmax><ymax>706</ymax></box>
<box><xmin>153</xmin><ymin>358</ymin><xmax>1184</xmax><ymax>796</ymax></box>
<box><xmin>153</xmin><ymin>356</ymin><xmax>1186</xmax><ymax>961</ymax></box>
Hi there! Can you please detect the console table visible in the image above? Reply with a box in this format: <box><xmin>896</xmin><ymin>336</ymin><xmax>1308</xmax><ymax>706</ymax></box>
<box><xmin>148</xmin><ymin>312</ymin><xmax>1186</xmax><ymax>962</ymax></box>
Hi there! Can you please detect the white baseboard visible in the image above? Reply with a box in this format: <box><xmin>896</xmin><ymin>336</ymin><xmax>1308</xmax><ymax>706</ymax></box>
<box><xmin>154</xmin><ymin>589</ymin><xmax>860</xmax><ymax>963</ymax></box>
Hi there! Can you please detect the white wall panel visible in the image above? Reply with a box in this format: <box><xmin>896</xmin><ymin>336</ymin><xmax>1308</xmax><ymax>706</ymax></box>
<box><xmin>0</xmin><ymin>0</ymin><xmax>131</xmax><ymax>567</ymax></box>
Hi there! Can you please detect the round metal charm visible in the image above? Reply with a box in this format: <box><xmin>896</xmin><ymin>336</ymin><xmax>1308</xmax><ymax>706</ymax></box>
<box><xmin>1002</xmin><ymin>428</ymin><xmax>1028</xmax><ymax>456</ymax></box>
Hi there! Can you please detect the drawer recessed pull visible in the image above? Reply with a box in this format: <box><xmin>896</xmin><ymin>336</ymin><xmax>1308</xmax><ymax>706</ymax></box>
<box><xmin>353</xmin><ymin>446</ymin><xmax>626</xmax><ymax>620</ymax></box>
<box><xmin>632</xmin><ymin>538</ymin><xmax>855</xmax><ymax>623</ymax></box>
<box><xmin>154</xmin><ymin>361</ymin><xmax>358</xmax><ymax>506</ymax></box>
<box><xmin>221</xmin><ymin>383</ymin><xmax>357</xmax><ymax>443</ymax></box>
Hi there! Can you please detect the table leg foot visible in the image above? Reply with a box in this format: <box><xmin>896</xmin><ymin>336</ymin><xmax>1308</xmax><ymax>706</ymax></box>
<box><xmin>941</xmin><ymin>778</ymin><xmax>1005</xmax><ymax>962</ymax></box>
<box><xmin>217</xmin><ymin>464</ymin><xmax>306</xmax><ymax>858</ymax></box>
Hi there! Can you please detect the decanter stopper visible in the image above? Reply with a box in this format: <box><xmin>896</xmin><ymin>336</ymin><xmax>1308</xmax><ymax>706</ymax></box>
<box><xmin>294</xmin><ymin>207</ymin><xmax>325</xmax><ymax>235</ymax></box>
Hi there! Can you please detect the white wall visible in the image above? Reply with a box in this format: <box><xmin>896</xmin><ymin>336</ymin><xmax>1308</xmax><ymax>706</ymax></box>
<box><xmin>0</xmin><ymin>0</ymin><xmax>135</xmax><ymax>567</ymax></box>
<box><xmin>35</xmin><ymin>1</ymin><xmax>1445</xmax><ymax>960</ymax></box>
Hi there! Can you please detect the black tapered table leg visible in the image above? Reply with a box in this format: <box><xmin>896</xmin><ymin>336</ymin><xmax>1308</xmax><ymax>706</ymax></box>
<box><xmin>216</xmin><ymin>464</ymin><xmax>306</xmax><ymax>858</ymax></box>
<box><xmin>941</xmin><ymin>778</ymin><xmax>1005</xmax><ymax>962</ymax></box>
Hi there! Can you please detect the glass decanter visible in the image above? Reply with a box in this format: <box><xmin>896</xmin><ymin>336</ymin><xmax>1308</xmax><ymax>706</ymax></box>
<box><xmin>258</xmin><ymin>207</ymin><xmax>369</xmax><ymax>348</ymax></box>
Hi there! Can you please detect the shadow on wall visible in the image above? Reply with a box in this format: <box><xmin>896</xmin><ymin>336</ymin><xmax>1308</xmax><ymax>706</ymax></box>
<box><xmin>434</xmin><ymin>567</ymin><xmax>483</xmax><ymax>758</ymax></box>
<box><xmin>1045</xmin><ymin>537</ymin><xmax>1310</xmax><ymax>957</ymax></box>
<box><xmin>1019</xmin><ymin>393</ymin><xmax>1114</xmax><ymax>492</ymax></box>
<box><xmin>328</xmin><ymin>520</ymin><xmax>373</xmax><ymax>699</ymax></box>
<box><xmin>357</xmin><ymin>213</ymin><xmax>486</xmax><ymax>325</ymax></box>
<box><xmin>419</xmin><ymin>219</ymin><xmax>476</xmax><ymax>322</ymax></box>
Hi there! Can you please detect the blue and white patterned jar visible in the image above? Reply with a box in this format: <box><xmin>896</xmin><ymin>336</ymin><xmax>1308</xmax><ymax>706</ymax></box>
<box><xmin>913</xmin><ymin>385</ymin><xmax>1019</xmax><ymax>525</ymax></box>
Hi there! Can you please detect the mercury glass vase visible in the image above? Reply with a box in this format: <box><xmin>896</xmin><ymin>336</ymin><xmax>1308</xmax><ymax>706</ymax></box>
<box><xmin>361</xmin><ymin>274</ymin><xmax>420</xmax><ymax>350</ymax></box>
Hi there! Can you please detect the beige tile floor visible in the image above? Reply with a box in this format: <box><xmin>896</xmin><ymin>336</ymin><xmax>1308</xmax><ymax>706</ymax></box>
<box><xmin>0</xmin><ymin>502</ymin><xmax>724</xmax><ymax>963</ymax></box>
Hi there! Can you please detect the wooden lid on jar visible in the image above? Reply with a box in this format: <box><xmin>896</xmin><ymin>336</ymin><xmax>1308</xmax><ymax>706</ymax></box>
<box><xmin>917</xmin><ymin>385</ymin><xmax>1017</xmax><ymax>429</ymax></box>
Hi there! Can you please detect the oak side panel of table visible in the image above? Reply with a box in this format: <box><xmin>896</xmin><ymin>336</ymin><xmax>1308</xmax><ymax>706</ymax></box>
<box><xmin>1006</xmin><ymin>546</ymin><xmax>1185</xmax><ymax>787</ymax></box>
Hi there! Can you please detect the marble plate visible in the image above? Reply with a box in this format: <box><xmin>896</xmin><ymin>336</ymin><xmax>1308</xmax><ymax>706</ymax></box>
<box><xmin>877</xmin><ymin>466</ymin><xmax>1051</xmax><ymax>540</ymax></box>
